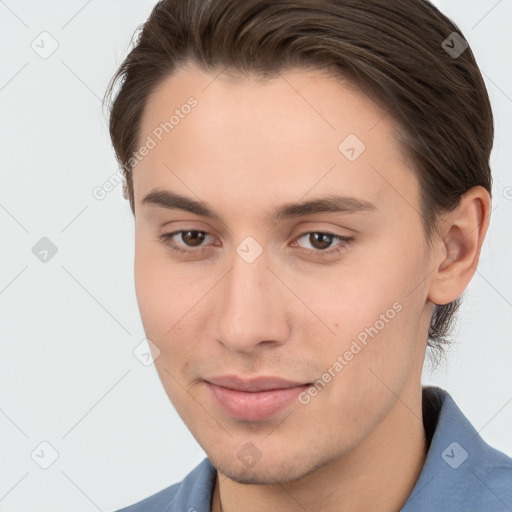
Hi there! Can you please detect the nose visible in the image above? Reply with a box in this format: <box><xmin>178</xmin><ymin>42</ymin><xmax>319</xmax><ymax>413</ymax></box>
<box><xmin>212</xmin><ymin>250</ymin><xmax>291</xmax><ymax>354</ymax></box>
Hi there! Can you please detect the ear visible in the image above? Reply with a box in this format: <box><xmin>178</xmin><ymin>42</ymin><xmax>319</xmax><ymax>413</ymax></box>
<box><xmin>427</xmin><ymin>186</ymin><xmax>491</xmax><ymax>306</ymax></box>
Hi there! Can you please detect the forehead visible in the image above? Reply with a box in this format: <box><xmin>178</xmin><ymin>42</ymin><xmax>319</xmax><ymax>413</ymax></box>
<box><xmin>134</xmin><ymin>64</ymin><xmax>419</xmax><ymax>223</ymax></box>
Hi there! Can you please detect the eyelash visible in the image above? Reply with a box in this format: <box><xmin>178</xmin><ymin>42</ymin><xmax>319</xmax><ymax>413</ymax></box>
<box><xmin>157</xmin><ymin>230</ymin><xmax>354</xmax><ymax>258</ymax></box>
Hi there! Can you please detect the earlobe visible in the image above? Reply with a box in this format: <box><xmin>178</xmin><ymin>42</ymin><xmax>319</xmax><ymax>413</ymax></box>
<box><xmin>427</xmin><ymin>186</ymin><xmax>491</xmax><ymax>306</ymax></box>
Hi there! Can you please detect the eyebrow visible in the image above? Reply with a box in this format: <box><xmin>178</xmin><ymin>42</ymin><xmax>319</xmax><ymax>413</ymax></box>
<box><xmin>142</xmin><ymin>188</ymin><xmax>377</xmax><ymax>223</ymax></box>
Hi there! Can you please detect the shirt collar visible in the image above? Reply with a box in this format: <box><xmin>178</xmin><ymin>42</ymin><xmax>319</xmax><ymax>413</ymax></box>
<box><xmin>402</xmin><ymin>386</ymin><xmax>512</xmax><ymax>510</ymax></box>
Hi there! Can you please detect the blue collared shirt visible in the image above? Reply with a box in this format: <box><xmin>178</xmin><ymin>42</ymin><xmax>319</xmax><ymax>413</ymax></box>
<box><xmin>115</xmin><ymin>386</ymin><xmax>512</xmax><ymax>511</ymax></box>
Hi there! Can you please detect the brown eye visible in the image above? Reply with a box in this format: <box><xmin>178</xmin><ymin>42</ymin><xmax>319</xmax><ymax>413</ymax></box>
<box><xmin>294</xmin><ymin>232</ymin><xmax>353</xmax><ymax>256</ymax></box>
<box><xmin>309</xmin><ymin>233</ymin><xmax>335</xmax><ymax>250</ymax></box>
<box><xmin>180</xmin><ymin>230</ymin><xmax>206</xmax><ymax>247</ymax></box>
<box><xmin>158</xmin><ymin>230</ymin><xmax>214</xmax><ymax>254</ymax></box>
<box><xmin>297</xmin><ymin>232</ymin><xmax>338</xmax><ymax>251</ymax></box>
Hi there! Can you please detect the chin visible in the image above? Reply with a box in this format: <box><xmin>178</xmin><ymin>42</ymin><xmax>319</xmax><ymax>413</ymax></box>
<box><xmin>208</xmin><ymin>450</ymin><xmax>332</xmax><ymax>486</ymax></box>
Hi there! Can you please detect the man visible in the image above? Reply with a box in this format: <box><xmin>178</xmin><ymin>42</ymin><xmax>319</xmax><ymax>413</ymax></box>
<box><xmin>105</xmin><ymin>0</ymin><xmax>512</xmax><ymax>510</ymax></box>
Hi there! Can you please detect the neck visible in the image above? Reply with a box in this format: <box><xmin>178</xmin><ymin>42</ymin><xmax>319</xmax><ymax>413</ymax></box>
<box><xmin>212</xmin><ymin>383</ymin><xmax>427</xmax><ymax>512</ymax></box>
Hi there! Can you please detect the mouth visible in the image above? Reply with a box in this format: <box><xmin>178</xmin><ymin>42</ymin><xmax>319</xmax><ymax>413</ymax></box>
<box><xmin>204</xmin><ymin>375</ymin><xmax>312</xmax><ymax>421</ymax></box>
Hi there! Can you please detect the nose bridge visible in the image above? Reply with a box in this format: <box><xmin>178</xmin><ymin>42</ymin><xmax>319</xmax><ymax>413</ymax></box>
<box><xmin>213</xmin><ymin>248</ymin><xmax>288</xmax><ymax>352</ymax></box>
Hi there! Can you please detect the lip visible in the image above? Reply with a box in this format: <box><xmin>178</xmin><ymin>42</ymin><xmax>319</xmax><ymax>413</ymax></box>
<box><xmin>204</xmin><ymin>375</ymin><xmax>311</xmax><ymax>421</ymax></box>
<box><xmin>206</xmin><ymin>375</ymin><xmax>308</xmax><ymax>392</ymax></box>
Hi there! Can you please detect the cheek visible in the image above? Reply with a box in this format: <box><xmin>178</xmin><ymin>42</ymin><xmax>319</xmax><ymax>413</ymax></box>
<box><xmin>134</xmin><ymin>245</ymin><xmax>196</xmax><ymax>396</ymax></box>
<box><xmin>134</xmin><ymin>238</ymin><xmax>216</xmax><ymax>352</ymax></box>
<box><xmin>302</xmin><ymin>278</ymin><xmax>421</xmax><ymax>439</ymax></box>
<box><xmin>304</xmin><ymin>235</ymin><xmax>427</xmax><ymax>377</ymax></box>
<box><xmin>134</xmin><ymin>238</ymin><xmax>180</xmax><ymax>337</ymax></box>
<box><xmin>302</xmin><ymin>267</ymin><xmax>406</xmax><ymax>343</ymax></box>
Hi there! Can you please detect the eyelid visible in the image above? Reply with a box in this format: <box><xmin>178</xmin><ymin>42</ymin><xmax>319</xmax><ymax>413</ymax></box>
<box><xmin>294</xmin><ymin>231</ymin><xmax>351</xmax><ymax>243</ymax></box>
<box><xmin>158</xmin><ymin>229</ymin><xmax>216</xmax><ymax>252</ymax></box>
<box><xmin>158</xmin><ymin>228</ymin><xmax>354</xmax><ymax>258</ymax></box>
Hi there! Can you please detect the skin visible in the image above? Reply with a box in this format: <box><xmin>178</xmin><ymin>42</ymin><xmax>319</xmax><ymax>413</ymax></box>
<box><xmin>131</xmin><ymin>62</ymin><xmax>490</xmax><ymax>512</ymax></box>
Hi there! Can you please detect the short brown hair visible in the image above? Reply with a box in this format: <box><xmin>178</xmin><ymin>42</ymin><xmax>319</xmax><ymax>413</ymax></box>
<box><xmin>104</xmin><ymin>0</ymin><xmax>493</xmax><ymax>361</ymax></box>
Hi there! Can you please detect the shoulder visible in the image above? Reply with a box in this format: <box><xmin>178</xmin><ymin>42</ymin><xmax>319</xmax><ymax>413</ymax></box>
<box><xmin>114</xmin><ymin>481</ymin><xmax>181</xmax><ymax>512</ymax></box>
<box><xmin>464</xmin><ymin>434</ymin><xmax>512</xmax><ymax>509</ymax></box>
<box><xmin>113</xmin><ymin>457</ymin><xmax>216</xmax><ymax>512</ymax></box>
<box><xmin>403</xmin><ymin>386</ymin><xmax>512</xmax><ymax>511</ymax></box>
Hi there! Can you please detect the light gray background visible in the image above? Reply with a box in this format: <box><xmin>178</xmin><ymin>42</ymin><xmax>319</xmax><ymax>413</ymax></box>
<box><xmin>1</xmin><ymin>1</ymin><xmax>511</xmax><ymax>511</ymax></box>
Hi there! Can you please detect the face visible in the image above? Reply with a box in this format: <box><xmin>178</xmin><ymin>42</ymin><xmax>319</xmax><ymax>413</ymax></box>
<box><xmin>132</xmin><ymin>63</ymin><xmax>434</xmax><ymax>484</ymax></box>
